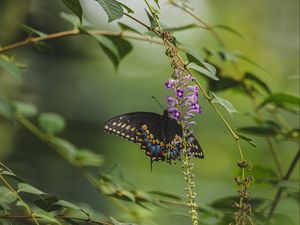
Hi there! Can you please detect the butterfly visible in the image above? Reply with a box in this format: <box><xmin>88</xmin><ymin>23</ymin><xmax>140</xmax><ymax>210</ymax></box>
<box><xmin>104</xmin><ymin>110</ymin><xmax>204</xmax><ymax>167</ymax></box>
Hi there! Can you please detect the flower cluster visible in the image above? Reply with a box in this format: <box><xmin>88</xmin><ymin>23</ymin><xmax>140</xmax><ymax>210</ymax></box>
<box><xmin>165</xmin><ymin>68</ymin><xmax>201</xmax><ymax>131</ymax></box>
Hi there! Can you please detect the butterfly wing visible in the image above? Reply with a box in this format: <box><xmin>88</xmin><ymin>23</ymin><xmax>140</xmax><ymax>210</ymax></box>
<box><xmin>165</xmin><ymin>116</ymin><xmax>204</xmax><ymax>160</ymax></box>
<box><xmin>104</xmin><ymin>112</ymin><xmax>166</xmax><ymax>161</ymax></box>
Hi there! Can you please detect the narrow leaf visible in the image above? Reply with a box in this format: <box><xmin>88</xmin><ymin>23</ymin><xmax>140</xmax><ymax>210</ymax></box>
<box><xmin>75</xmin><ymin>148</ymin><xmax>104</xmax><ymax>167</ymax></box>
<box><xmin>259</xmin><ymin>93</ymin><xmax>300</xmax><ymax>110</ymax></box>
<box><xmin>13</xmin><ymin>101</ymin><xmax>38</xmax><ymax>117</ymax></box>
<box><xmin>20</xmin><ymin>24</ymin><xmax>47</xmax><ymax>37</ymax></box>
<box><xmin>145</xmin><ymin>10</ymin><xmax>158</xmax><ymax>30</ymax></box>
<box><xmin>0</xmin><ymin>187</ymin><xmax>17</xmax><ymax>204</ymax></box>
<box><xmin>118</xmin><ymin>22</ymin><xmax>142</xmax><ymax>34</ymax></box>
<box><xmin>18</xmin><ymin>183</ymin><xmax>45</xmax><ymax>195</ymax></box>
<box><xmin>213</xmin><ymin>24</ymin><xmax>246</xmax><ymax>39</ymax></box>
<box><xmin>0</xmin><ymin>98</ymin><xmax>15</xmax><ymax>121</ymax></box>
<box><xmin>237</xmin><ymin>133</ymin><xmax>256</xmax><ymax>147</ymax></box>
<box><xmin>38</xmin><ymin>112</ymin><xmax>66</xmax><ymax>135</ymax></box>
<box><xmin>211</xmin><ymin>92</ymin><xmax>238</xmax><ymax>114</ymax></box>
<box><xmin>237</xmin><ymin>126</ymin><xmax>278</xmax><ymax>137</ymax></box>
<box><xmin>118</xmin><ymin>2</ymin><xmax>134</xmax><ymax>14</ymax></box>
<box><xmin>244</xmin><ymin>72</ymin><xmax>271</xmax><ymax>94</ymax></box>
<box><xmin>188</xmin><ymin>62</ymin><xmax>219</xmax><ymax>80</ymax></box>
<box><xmin>96</xmin><ymin>0</ymin><xmax>124</xmax><ymax>22</ymax></box>
<box><xmin>0</xmin><ymin>59</ymin><xmax>21</xmax><ymax>81</ymax></box>
<box><xmin>34</xmin><ymin>209</ymin><xmax>61</xmax><ymax>224</ymax></box>
<box><xmin>61</xmin><ymin>0</ymin><xmax>83</xmax><ymax>22</ymax></box>
<box><xmin>165</xmin><ymin>24</ymin><xmax>197</xmax><ymax>32</ymax></box>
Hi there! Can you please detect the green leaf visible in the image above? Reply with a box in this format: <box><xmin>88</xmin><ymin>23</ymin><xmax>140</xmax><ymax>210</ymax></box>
<box><xmin>50</xmin><ymin>137</ymin><xmax>77</xmax><ymax>160</ymax></box>
<box><xmin>38</xmin><ymin>112</ymin><xmax>66</xmax><ymax>134</ymax></box>
<box><xmin>96</xmin><ymin>0</ymin><xmax>124</xmax><ymax>22</ymax></box>
<box><xmin>213</xmin><ymin>24</ymin><xmax>246</xmax><ymax>39</ymax></box>
<box><xmin>110</xmin><ymin>217</ymin><xmax>135</xmax><ymax>225</ymax></box>
<box><xmin>75</xmin><ymin>148</ymin><xmax>104</xmax><ymax>167</ymax></box>
<box><xmin>259</xmin><ymin>93</ymin><xmax>300</xmax><ymax>110</ymax></box>
<box><xmin>244</xmin><ymin>72</ymin><xmax>271</xmax><ymax>94</ymax></box>
<box><xmin>148</xmin><ymin>191</ymin><xmax>182</xmax><ymax>200</ymax></box>
<box><xmin>165</xmin><ymin>24</ymin><xmax>197</xmax><ymax>32</ymax></box>
<box><xmin>94</xmin><ymin>35</ymin><xmax>133</xmax><ymax>69</ymax></box>
<box><xmin>55</xmin><ymin>200</ymin><xmax>81</xmax><ymax>210</ymax></box>
<box><xmin>237</xmin><ymin>133</ymin><xmax>256</xmax><ymax>147</ymax></box>
<box><xmin>34</xmin><ymin>196</ymin><xmax>61</xmax><ymax>212</ymax></box>
<box><xmin>188</xmin><ymin>62</ymin><xmax>219</xmax><ymax>80</ymax></box>
<box><xmin>237</xmin><ymin>53</ymin><xmax>270</xmax><ymax>74</ymax></box>
<box><xmin>251</xmin><ymin>165</ymin><xmax>278</xmax><ymax>185</ymax></box>
<box><xmin>18</xmin><ymin>183</ymin><xmax>45</xmax><ymax>195</ymax></box>
<box><xmin>0</xmin><ymin>59</ymin><xmax>22</xmax><ymax>81</ymax></box>
<box><xmin>60</xmin><ymin>12</ymin><xmax>81</xmax><ymax>28</ymax></box>
<box><xmin>154</xmin><ymin>0</ymin><xmax>160</xmax><ymax>9</ymax></box>
<box><xmin>145</xmin><ymin>10</ymin><xmax>158</xmax><ymax>30</ymax></box>
<box><xmin>237</xmin><ymin>126</ymin><xmax>278</xmax><ymax>137</ymax></box>
<box><xmin>118</xmin><ymin>2</ymin><xmax>134</xmax><ymax>14</ymax></box>
<box><xmin>13</xmin><ymin>101</ymin><xmax>38</xmax><ymax>117</ymax></box>
<box><xmin>0</xmin><ymin>186</ymin><xmax>17</xmax><ymax>204</ymax></box>
<box><xmin>211</xmin><ymin>92</ymin><xmax>238</xmax><ymax>114</ymax></box>
<box><xmin>209</xmin><ymin>76</ymin><xmax>241</xmax><ymax>92</ymax></box>
<box><xmin>20</xmin><ymin>24</ymin><xmax>47</xmax><ymax>37</ymax></box>
<box><xmin>61</xmin><ymin>0</ymin><xmax>83</xmax><ymax>22</ymax></box>
<box><xmin>34</xmin><ymin>209</ymin><xmax>62</xmax><ymax>224</ymax></box>
<box><xmin>0</xmin><ymin>98</ymin><xmax>14</xmax><ymax>121</ymax></box>
<box><xmin>0</xmin><ymin>170</ymin><xmax>23</xmax><ymax>182</ymax></box>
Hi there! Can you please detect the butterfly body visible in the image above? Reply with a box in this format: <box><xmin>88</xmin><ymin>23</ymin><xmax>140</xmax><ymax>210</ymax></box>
<box><xmin>104</xmin><ymin>111</ymin><xmax>204</xmax><ymax>165</ymax></box>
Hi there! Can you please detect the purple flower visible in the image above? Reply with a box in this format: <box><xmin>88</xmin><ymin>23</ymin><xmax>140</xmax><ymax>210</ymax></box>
<box><xmin>185</xmin><ymin>85</ymin><xmax>199</xmax><ymax>93</ymax></box>
<box><xmin>169</xmin><ymin>108</ymin><xmax>181</xmax><ymax>120</ymax></box>
<box><xmin>176</xmin><ymin>88</ymin><xmax>184</xmax><ymax>98</ymax></box>
<box><xmin>165</xmin><ymin>79</ymin><xmax>176</xmax><ymax>89</ymax></box>
<box><xmin>166</xmin><ymin>96</ymin><xmax>177</xmax><ymax>107</ymax></box>
<box><xmin>189</xmin><ymin>103</ymin><xmax>201</xmax><ymax>113</ymax></box>
<box><xmin>184</xmin><ymin>93</ymin><xmax>198</xmax><ymax>103</ymax></box>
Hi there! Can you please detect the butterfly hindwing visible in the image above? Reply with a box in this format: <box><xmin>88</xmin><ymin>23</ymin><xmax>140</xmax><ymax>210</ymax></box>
<box><xmin>104</xmin><ymin>112</ymin><xmax>166</xmax><ymax>161</ymax></box>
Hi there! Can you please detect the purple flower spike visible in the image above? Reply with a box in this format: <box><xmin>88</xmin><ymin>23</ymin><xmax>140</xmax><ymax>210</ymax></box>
<box><xmin>176</xmin><ymin>88</ymin><xmax>184</xmax><ymax>98</ymax></box>
<box><xmin>165</xmin><ymin>79</ymin><xmax>175</xmax><ymax>89</ymax></box>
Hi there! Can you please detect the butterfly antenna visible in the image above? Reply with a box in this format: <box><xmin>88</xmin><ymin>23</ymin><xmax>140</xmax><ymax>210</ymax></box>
<box><xmin>151</xmin><ymin>96</ymin><xmax>164</xmax><ymax>111</ymax></box>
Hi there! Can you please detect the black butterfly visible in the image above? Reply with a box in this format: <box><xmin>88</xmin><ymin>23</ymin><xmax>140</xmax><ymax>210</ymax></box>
<box><xmin>104</xmin><ymin>110</ymin><xmax>204</xmax><ymax>167</ymax></box>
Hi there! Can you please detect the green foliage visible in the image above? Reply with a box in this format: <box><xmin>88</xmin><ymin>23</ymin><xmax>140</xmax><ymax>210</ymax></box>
<box><xmin>0</xmin><ymin>59</ymin><xmax>21</xmax><ymax>82</ymax></box>
<box><xmin>211</xmin><ymin>92</ymin><xmax>238</xmax><ymax>114</ymax></box>
<box><xmin>96</xmin><ymin>0</ymin><xmax>124</xmax><ymax>22</ymax></box>
<box><xmin>61</xmin><ymin>0</ymin><xmax>83</xmax><ymax>22</ymax></box>
<box><xmin>38</xmin><ymin>112</ymin><xmax>66</xmax><ymax>135</ymax></box>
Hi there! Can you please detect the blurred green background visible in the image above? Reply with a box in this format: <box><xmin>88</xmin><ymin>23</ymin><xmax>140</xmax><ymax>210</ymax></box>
<box><xmin>0</xmin><ymin>0</ymin><xmax>299</xmax><ymax>224</ymax></box>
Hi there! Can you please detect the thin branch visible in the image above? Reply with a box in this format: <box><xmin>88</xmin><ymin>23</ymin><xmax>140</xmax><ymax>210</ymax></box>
<box><xmin>0</xmin><ymin>29</ymin><xmax>165</xmax><ymax>53</ymax></box>
<box><xmin>0</xmin><ymin>214</ymin><xmax>112</xmax><ymax>225</ymax></box>
<box><xmin>267</xmin><ymin>149</ymin><xmax>300</xmax><ymax>218</ymax></box>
